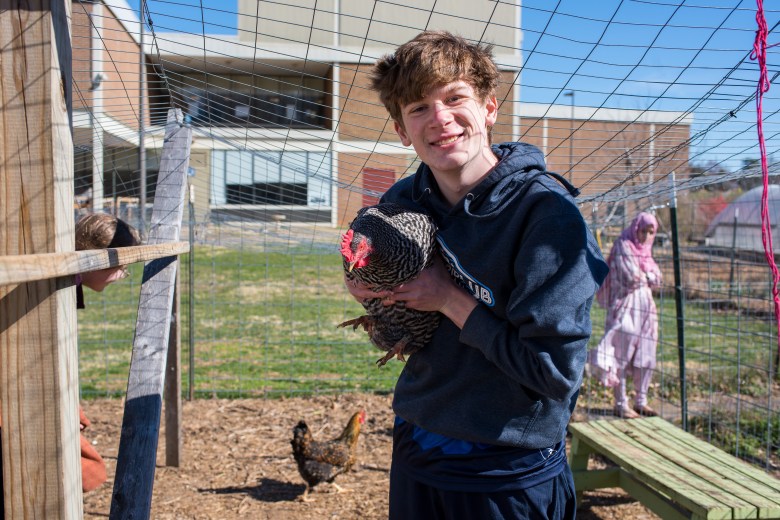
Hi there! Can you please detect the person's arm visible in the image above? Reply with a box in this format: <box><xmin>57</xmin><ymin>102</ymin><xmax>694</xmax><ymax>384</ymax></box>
<box><xmin>456</xmin><ymin>210</ymin><xmax>606</xmax><ymax>401</ymax></box>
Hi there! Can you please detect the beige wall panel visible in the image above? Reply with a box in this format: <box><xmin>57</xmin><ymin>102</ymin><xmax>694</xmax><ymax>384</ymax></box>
<box><xmin>238</xmin><ymin>0</ymin><xmax>337</xmax><ymax>45</ymax></box>
<box><xmin>339</xmin><ymin>0</ymin><xmax>519</xmax><ymax>50</ymax></box>
<box><xmin>189</xmin><ymin>150</ymin><xmax>211</xmax><ymax>221</ymax></box>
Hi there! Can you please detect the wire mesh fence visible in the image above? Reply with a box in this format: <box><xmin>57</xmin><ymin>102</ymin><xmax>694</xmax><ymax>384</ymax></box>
<box><xmin>67</xmin><ymin>0</ymin><xmax>780</xmax><ymax>477</ymax></box>
<box><xmin>75</xmin><ymin>190</ymin><xmax>779</xmax><ymax>474</ymax></box>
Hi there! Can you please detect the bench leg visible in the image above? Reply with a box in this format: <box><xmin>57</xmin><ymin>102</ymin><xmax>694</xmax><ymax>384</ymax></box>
<box><xmin>569</xmin><ymin>435</ymin><xmax>593</xmax><ymax>503</ymax></box>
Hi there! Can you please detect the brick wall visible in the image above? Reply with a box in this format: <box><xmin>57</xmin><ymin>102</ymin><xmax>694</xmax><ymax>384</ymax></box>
<box><xmin>336</xmin><ymin>153</ymin><xmax>412</xmax><ymax>228</ymax></box>
<box><xmin>102</xmin><ymin>10</ymin><xmax>145</xmax><ymax>128</ymax></box>
<box><xmin>338</xmin><ymin>64</ymin><xmax>397</xmax><ymax>143</ymax></box>
<box><xmin>72</xmin><ymin>2</ymin><xmax>93</xmax><ymax>110</ymax></box>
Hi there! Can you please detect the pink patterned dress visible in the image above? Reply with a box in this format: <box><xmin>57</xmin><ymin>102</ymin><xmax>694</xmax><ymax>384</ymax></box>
<box><xmin>591</xmin><ymin>213</ymin><xmax>662</xmax><ymax>409</ymax></box>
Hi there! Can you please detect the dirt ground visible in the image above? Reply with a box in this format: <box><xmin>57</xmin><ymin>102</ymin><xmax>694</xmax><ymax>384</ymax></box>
<box><xmin>82</xmin><ymin>393</ymin><xmax>656</xmax><ymax>519</ymax></box>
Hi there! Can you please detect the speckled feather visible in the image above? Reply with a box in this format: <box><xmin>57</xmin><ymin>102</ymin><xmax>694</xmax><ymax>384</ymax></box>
<box><xmin>290</xmin><ymin>411</ymin><xmax>365</xmax><ymax>490</ymax></box>
<box><xmin>339</xmin><ymin>203</ymin><xmax>441</xmax><ymax>365</ymax></box>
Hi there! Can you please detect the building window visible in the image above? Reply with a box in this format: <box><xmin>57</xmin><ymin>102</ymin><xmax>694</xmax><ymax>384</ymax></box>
<box><xmin>211</xmin><ymin>150</ymin><xmax>332</xmax><ymax>208</ymax></box>
<box><xmin>173</xmin><ymin>74</ymin><xmax>329</xmax><ymax>129</ymax></box>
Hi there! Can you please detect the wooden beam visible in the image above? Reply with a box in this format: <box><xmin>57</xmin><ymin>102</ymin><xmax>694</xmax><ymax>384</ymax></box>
<box><xmin>0</xmin><ymin>242</ymin><xmax>190</xmax><ymax>286</ymax></box>
<box><xmin>109</xmin><ymin>109</ymin><xmax>191</xmax><ymax>520</ymax></box>
<box><xmin>164</xmin><ymin>276</ymin><xmax>182</xmax><ymax>467</ymax></box>
<box><xmin>0</xmin><ymin>1</ymin><xmax>81</xmax><ymax>518</ymax></box>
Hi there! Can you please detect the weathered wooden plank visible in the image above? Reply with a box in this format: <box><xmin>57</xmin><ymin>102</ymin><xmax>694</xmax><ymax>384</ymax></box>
<box><xmin>570</xmin><ymin>420</ymin><xmax>742</xmax><ymax>518</ymax></box>
<box><xmin>0</xmin><ymin>242</ymin><xmax>190</xmax><ymax>286</ymax></box>
<box><xmin>164</xmin><ymin>277</ymin><xmax>181</xmax><ymax>467</ymax></box>
<box><xmin>627</xmin><ymin>418</ymin><xmax>780</xmax><ymax>517</ymax></box>
<box><xmin>593</xmin><ymin>419</ymin><xmax>755</xmax><ymax>518</ymax></box>
<box><xmin>571</xmin><ymin>417</ymin><xmax>780</xmax><ymax>519</ymax></box>
<box><xmin>597</xmin><ymin>419</ymin><xmax>760</xmax><ymax>519</ymax></box>
<box><xmin>0</xmin><ymin>1</ymin><xmax>81</xmax><ymax>518</ymax></box>
<box><xmin>638</xmin><ymin>417</ymin><xmax>780</xmax><ymax>496</ymax></box>
<box><xmin>617</xmin><ymin>470</ymin><xmax>694</xmax><ymax>520</ymax></box>
<box><xmin>571</xmin><ymin>422</ymin><xmax>725</xmax><ymax>517</ymax></box>
<box><xmin>109</xmin><ymin>109</ymin><xmax>191</xmax><ymax>520</ymax></box>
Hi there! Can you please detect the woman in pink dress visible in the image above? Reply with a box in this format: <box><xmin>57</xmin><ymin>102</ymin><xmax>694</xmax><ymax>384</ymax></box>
<box><xmin>591</xmin><ymin>212</ymin><xmax>663</xmax><ymax>418</ymax></box>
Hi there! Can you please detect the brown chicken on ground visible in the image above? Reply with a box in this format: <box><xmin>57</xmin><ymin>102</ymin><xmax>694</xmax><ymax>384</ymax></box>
<box><xmin>290</xmin><ymin>410</ymin><xmax>366</xmax><ymax>501</ymax></box>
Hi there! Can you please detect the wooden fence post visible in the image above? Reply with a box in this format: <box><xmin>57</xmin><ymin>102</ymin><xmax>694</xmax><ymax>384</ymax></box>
<box><xmin>0</xmin><ymin>1</ymin><xmax>81</xmax><ymax>518</ymax></box>
<box><xmin>164</xmin><ymin>275</ymin><xmax>181</xmax><ymax>467</ymax></box>
<box><xmin>109</xmin><ymin>109</ymin><xmax>191</xmax><ymax>520</ymax></box>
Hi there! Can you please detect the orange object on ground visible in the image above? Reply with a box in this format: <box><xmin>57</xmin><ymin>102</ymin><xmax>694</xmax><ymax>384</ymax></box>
<box><xmin>0</xmin><ymin>404</ymin><xmax>107</xmax><ymax>493</ymax></box>
<box><xmin>79</xmin><ymin>406</ymin><xmax>107</xmax><ymax>492</ymax></box>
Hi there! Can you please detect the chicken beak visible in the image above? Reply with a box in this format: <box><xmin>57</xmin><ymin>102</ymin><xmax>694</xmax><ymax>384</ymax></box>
<box><xmin>348</xmin><ymin>261</ymin><xmax>357</xmax><ymax>272</ymax></box>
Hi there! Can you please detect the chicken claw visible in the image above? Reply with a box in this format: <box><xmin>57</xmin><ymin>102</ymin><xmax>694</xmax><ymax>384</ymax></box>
<box><xmin>338</xmin><ymin>315</ymin><xmax>375</xmax><ymax>333</ymax></box>
<box><xmin>375</xmin><ymin>336</ymin><xmax>412</xmax><ymax>367</ymax></box>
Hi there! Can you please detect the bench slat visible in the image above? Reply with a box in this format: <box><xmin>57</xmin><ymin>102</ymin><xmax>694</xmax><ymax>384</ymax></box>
<box><xmin>572</xmin><ymin>420</ymin><xmax>733</xmax><ymax>518</ymax></box>
<box><xmin>633</xmin><ymin>418</ymin><xmax>780</xmax><ymax>498</ymax></box>
<box><xmin>598</xmin><ymin>418</ymin><xmax>765</xmax><ymax>519</ymax></box>
<box><xmin>570</xmin><ymin>419</ymin><xmax>753</xmax><ymax>519</ymax></box>
<box><xmin>626</xmin><ymin>418</ymin><xmax>780</xmax><ymax>517</ymax></box>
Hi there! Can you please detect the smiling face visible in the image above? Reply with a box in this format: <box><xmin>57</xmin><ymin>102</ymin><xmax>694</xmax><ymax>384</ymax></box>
<box><xmin>394</xmin><ymin>80</ymin><xmax>498</xmax><ymax>188</ymax></box>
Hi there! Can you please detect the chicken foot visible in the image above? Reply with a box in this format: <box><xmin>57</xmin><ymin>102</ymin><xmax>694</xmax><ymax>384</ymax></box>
<box><xmin>375</xmin><ymin>336</ymin><xmax>412</xmax><ymax>367</ymax></box>
<box><xmin>297</xmin><ymin>482</ymin><xmax>352</xmax><ymax>502</ymax></box>
<box><xmin>338</xmin><ymin>315</ymin><xmax>375</xmax><ymax>334</ymax></box>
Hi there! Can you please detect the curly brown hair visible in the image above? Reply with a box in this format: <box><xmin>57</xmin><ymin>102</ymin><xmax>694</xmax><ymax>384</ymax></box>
<box><xmin>75</xmin><ymin>213</ymin><xmax>141</xmax><ymax>251</ymax></box>
<box><xmin>370</xmin><ymin>31</ymin><xmax>500</xmax><ymax>126</ymax></box>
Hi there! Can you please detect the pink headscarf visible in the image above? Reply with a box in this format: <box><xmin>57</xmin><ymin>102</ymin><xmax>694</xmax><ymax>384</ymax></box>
<box><xmin>617</xmin><ymin>212</ymin><xmax>658</xmax><ymax>272</ymax></box>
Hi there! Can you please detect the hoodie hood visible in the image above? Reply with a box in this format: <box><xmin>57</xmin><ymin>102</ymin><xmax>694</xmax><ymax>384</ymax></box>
<box><xmin>411</xmin><ymin>142</ymin><xmax>578</xmax><ymax>218</ymax></box>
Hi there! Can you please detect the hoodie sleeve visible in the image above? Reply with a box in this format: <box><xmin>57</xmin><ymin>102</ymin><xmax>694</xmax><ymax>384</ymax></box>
<box><xmin>459</xmin><ymin>198</ymin><xmax>608</xmax><ymax>401</ymax></box>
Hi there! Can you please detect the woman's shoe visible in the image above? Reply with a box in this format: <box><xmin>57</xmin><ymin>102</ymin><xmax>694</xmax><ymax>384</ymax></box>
<box><xmin>633</xmin><ymin>405</ymin><xmax>658</xmax><ymax>417</ymax></box>
<box><xmin>614</xmin><ymin>406</ymin><xmax>640</xmax><ymax>419</ymax></box>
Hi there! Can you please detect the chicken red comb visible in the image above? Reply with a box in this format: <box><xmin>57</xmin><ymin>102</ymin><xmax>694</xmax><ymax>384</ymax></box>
<box><xmin>340</xmin><ymin>229</ymin><xmax>354</xmax><ymax>261</ymax></box>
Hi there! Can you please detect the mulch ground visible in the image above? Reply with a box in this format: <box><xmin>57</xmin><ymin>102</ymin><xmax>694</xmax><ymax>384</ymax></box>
<box><xmin>82</xmin><ymin>393</ymin><xmax>656</xmax><ymax>519</ymax></box>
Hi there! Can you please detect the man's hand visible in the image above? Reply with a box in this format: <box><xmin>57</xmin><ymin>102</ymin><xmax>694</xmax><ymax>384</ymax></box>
<box><xmin>384</xmin><ymin>256</ymin><xmax>478</xmax><ymax>329</ymax></box>
<box><xmin>343</xmin><ymin>273</ymin><xmax>392</xmax><ymax>302</ymax></box>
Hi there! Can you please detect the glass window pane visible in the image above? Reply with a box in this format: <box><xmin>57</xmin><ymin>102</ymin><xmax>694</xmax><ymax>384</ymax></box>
<box><xmin>211</xmin><ymin>150</ymin><xmax>226</xmax><ymax>205</ymax></box>
<box><xmin>225</xmin><ymin>151</ymin><xmax>252</xmax><ymax>185</ymax></box>
<box><xmin>253</xmin><ymin>152</ymin><xmax>280</xmax><ymax>183</ymax></box>
<box><xmin>307</xmin><ymin>177</ymin><xmax>330</xmax><ymax>206</ymax></box>
<box><xmin>280</xmin><ymin>152</ymin><xmax>307</xmax><ymax>184</ymax></box>
<box><xmin>307</xmin><ymin>152</ymin><xmax>331</xmax><ymax>206</ymax></box>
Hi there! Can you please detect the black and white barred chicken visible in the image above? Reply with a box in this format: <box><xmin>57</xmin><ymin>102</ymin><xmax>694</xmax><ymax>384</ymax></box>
<box><xmin>339</xmin><ymin>202</ymin><xmax>440</xmax><ymax>366</ymax></box>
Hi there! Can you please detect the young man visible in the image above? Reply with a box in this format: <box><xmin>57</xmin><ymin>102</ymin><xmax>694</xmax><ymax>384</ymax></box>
<box><xmin>345</xmin><ymin>31</ymin><xmax>608</xmax><ymax>519</ymax></box>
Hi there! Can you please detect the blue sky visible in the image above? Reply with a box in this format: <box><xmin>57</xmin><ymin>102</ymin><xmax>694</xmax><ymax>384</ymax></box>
<box><xmin>124</xmin><ymin>0</ymin><xmax>779</xmax><ymax>172</ymax></box>
<box><xmin>127</xmin><ymin>0</ymin><xmax>237</xmax><ymax>34</ymax></box>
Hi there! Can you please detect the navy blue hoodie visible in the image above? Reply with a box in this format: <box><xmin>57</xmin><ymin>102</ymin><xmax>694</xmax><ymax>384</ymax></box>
<box><xmin>381</xmin><ymin>142</ymin><xmax>608</xmax><ymax>449</ymax></box>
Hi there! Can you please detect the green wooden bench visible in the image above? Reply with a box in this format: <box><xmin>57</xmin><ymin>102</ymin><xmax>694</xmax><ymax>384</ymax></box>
<box><xmin>568</xmin><ymin>417</ymin><xmax>780</xmax><ymax>519</ymax></box>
